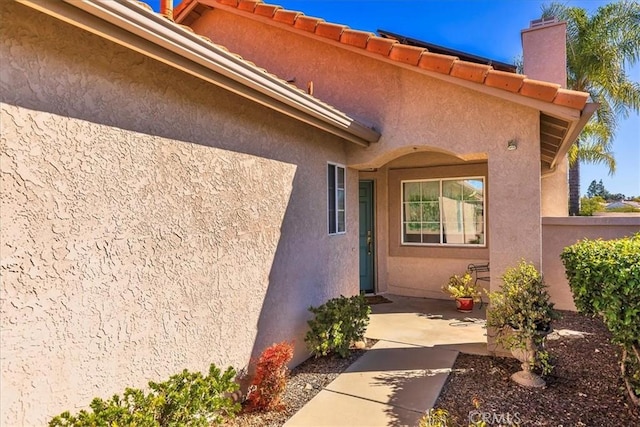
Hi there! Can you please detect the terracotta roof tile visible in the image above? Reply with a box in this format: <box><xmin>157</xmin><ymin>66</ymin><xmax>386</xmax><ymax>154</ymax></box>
<box><xmin>366</xmin><ymin>36</ymin><xmax>397</xmax><ymax>56</ymax></box>
<box><xmin>388</xmin><ymin>44</ymin><xmax>425</xmax><ymax>66</ymax></box>
<box><xmin>553</xmin><ymin>89</ymin><xmax>589</xmax><ymax>110</ymax></box>
<box><xmin>520</xmin><ymin>79</ymin><xmax>561</xmax><ymax>102</ymax></box>
<box><xmin>186</xmin><ymin>0</ymin><xmax>591</xmax><ymax>113</ymax></box>
<box><xmin>340</xmin><ymin>29</ymin><xmax>374</xmax><ymax>49</ymax></box>
<box><xmin>254</xmin><ymin>3</ymin><xmax>281</xmax><ymax>17</ymax></box>
<box><xmin>237</xmin><ymin>0</ymin><xmax>259</xmax><ymax>13</ymax></box>
<box><xmin>418</xmin><ymin>52</ymin><xmax>457</xmax><ymax>74</ymax></box>
<box><xmin>273</xmin><ymin>9</ymin><xmax>301</xmax><ymax>25</ymax></box>
<box><xmin>294</xmin><ymin>16</ymin><xmax>324</xmax><ymax>32</ymax></box>
<box><xmin>315</xmin><ymin>22</ymin><xmax>347</xmax><ymax>41</ymax></box>
<box><xmin>484</xmin><ymin>69</ymin><xmax>526</xmax><ymax>93</ymax></box>
<box><xmin>450</xmin><ymin>61</ymin><xmax>491</xmax><ymax>83</ymax></box>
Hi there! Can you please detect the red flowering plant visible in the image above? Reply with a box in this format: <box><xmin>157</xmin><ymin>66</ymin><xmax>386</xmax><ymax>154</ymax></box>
<box><xmin>245</xmin><ymin>341</ymin><xmax>294</xmax><ymax>412</ymax></box>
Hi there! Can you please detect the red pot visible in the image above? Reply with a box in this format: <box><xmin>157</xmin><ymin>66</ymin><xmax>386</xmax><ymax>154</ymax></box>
<box><xmin>455</xmin><ymin>297</ymin><xmax>474</xmax><ymax>313</ymax></box>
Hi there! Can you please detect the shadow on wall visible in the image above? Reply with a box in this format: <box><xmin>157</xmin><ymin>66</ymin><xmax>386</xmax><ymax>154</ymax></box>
<box><xmin>0</xmin><ymin>1</ymin><xmax>332</xmax><ymax>167</ymax></box>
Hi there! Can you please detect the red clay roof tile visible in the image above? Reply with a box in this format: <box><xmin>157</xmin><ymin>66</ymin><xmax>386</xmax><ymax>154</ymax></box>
<box><xmin>340</xmin><ymin>29</ymin><xmax>374</xmax><ymax>49</ymax></box>
<box><xmin>417</xmin><ymin>52</ymin><xmax>457</xmax><ymax>74</ymax></box>
<box><xmin>273</xmin><ymin>9</ymin><xmax>301</xmax><ymax>25</ymax></box>
<box><xmin>180</xmin><ymin>0</ymin><xmax>590</xmax><ymax>113</ymax></box>
<box><xmin>484</xmin><ymin>69</ymin><xmax>526</xmax><ymax>93</ymax></box>
<box><xmin>520</xmin><ymin>79</ymin><xmax>561</xmax><ymax>102</ymax></box>
<box><xmin>388</xmin><ymin>44</ymin><xmax>425</xmax><ymax>66</ymax></box>
<box><xmin>366</xmin><ymin>36</ymin><xmax>397</xmax><ymax>56</ymax></box>
<box><xmin>294</xmin><ymin>15</ymin><xmax>324</xmax><ymax>32</ymax></box>
<box><xmin>315</xmin><ymin>22</ymin><xmax>347</xmax><ymax>41</ymax></box>
<box><xmin>553</xmin><ymin>89</ymin><xmax>589</xmax><ymax>110</ymax></box>
<box><xmin>254</xmin><ymin>3</ymin><xmax>281</xmax><ymax>17</ymax></box>
<box><xmin>450</xmin><ymin>61</ymin><xmax>491</xmax><ymax>83</ymax></box>
<box><xmin>237</xmin><ymin>0</ymin><xmax>260</xmax><ymax>13</ymax></box>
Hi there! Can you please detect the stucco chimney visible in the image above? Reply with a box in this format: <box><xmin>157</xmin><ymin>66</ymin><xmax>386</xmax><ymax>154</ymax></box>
<box><xmin>521</xmin><ymin>17</ymin><xmax>567</xmax><ymax>87</ymax></box>
<box><xmin>160</xmin><ymin>0</ymin><xmax>174</xmax><ymax>20</ymax></box>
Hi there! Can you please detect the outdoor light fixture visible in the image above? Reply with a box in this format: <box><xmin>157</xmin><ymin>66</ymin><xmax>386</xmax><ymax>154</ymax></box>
<box><xmin>507</xmin><ymin>139</ymin><xmax>518</xmax><ymax>151</ymax></box>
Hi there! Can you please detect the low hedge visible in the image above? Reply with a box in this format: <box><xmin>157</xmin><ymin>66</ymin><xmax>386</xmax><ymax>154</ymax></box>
<box><xmin>561</xmin><ymin>233</ymin><xmax>640</xmax><ymax>405</ymax></box>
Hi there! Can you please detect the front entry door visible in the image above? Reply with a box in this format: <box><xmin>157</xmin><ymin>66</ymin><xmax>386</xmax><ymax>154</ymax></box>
<box><xmin>359</xmin><ymin>181</ymin><xmax>375</xmax><ymax>293</ymax></box>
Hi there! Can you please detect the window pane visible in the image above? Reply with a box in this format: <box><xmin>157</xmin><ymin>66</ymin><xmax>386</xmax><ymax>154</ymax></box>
<box><xmin>463</xmin><ymin>179</ymin><xmax>483</xmax><ymax>201</ymax></box>
<box><xmin>421</xmin><ymin>181</ymin><xmax>439</xmax><ymax>201</ymax></box>
<box><xmin>337</xmin><ymin>189</ymin><xmax>345</xmax><ymax>211</ymax></box>
<box><xmin>328</xmin><ymin>165</ymin><xmax>336</xmax><ymax>233</ymax></box>
<box><xmin>442</xmin><ymin>180</ymin><xmax>460</xmax><ymax>201</ymax></box>
<box><xmin>463</xmin><ymin>201</ymin><xmax>484</xmax><ymax>244</ymax></box>
<box><xmin>337</xmin><ymin>166</ymin><xmax>345</xmax><ymax>188</ymax></box>
<box><xmin>403</xmin><ymin>222</ymin><xmax>422</xmax><ymax>243</ymax></box>
<box><xmin>422</xmin><ymin>222</ymin><xmax>441</xmax><ymax>244</ymax></box>
<box><xmin>337</xmin><ymin>210</ymin><xmax>345</xmax><ymax>233</ymax></box>
<box><xmin>405</xmin><ymin>202</ymin><xmax>421</xmax><ymax>222</ymax></box>
<box><xmin>421</xmin><ymin>202</ymin><xmax>440</xmax><ymax>222</ymax></box>
<box><xmin>403</xmin><ymin>182</ymin><xmax>421</xmax><ymax>202</ymax></box>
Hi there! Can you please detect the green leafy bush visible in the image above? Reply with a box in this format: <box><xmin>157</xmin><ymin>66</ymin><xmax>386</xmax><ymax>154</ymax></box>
<box><xmin>305</xmin><ymin>294</ymin><xmax>371</xmax><ymax>358</ymax></box>
<box><xmin>486</xmin><ymin>260</ymin><xmax>559</xmax><ymax>375</ymax></box>
<box><xmin>579</xmin><ymin>196</ymin><xmax>604</xmax><ymax>216</ymax></box>
<box><xmin>246</xmin><ymin>341</ymin><xmax>294</xmax><ymax>412</ymax></box>
<box><xmin>561</xmin><ymin>233</ymin><xmax>640</xmax><ymax>406</ymax></box>
<box><xmin>49</xmin><ymin>365</ymin><xmax>241</xmax><ymax>426</ymax></box>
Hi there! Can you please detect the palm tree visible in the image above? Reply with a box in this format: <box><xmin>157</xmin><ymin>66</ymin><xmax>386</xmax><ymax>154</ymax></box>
<box><xmin>541</xmin><ymin>1</ymin><xmax>640</xmax><ymax>215</ymax></box>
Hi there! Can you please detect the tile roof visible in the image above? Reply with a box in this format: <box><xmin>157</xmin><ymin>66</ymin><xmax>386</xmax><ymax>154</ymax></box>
<box><xmin>124</xmin><ymin>0</ymin><xmax>379</xmax><ymax>145</ymax></box>
<box><xmin>176</xmin><ymin>0</ymin><xmax>589</xmax><ymax>113</ymax></box>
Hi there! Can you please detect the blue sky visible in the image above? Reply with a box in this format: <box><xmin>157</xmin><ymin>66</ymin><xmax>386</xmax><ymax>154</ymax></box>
<box><xmin>145</xmin><ymin>0</ymin><xmax>639</xmax><ymax>197</ymax></box>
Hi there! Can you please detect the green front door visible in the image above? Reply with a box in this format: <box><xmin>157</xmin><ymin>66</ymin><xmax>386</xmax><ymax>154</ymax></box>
<box><xmin>359</xmin><ymin>181</ymin><xmax>375</xmax><ymax>293</ymax></box>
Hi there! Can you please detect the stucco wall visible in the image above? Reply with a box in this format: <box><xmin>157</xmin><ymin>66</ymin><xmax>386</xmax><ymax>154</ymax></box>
<box><xmin>0</xmin><ymin>2</ymin><xmax>359</xmax><ymax>425</ymax></box>
<box><xmin>191</xmin><ymin>8</ymin><xmax>543</xmax><ymax>298</ymax></box>
<box><xmin>541</xmin><ymin>216</ymin><xmax>640</xmax><ymax>310</ymax></box>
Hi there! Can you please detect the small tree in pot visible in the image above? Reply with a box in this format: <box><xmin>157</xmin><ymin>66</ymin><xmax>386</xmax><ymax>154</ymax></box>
<box><xmin>486</xmin><ymin>260</ymin><xmax>560</xmax><ymax>388</ymax></box>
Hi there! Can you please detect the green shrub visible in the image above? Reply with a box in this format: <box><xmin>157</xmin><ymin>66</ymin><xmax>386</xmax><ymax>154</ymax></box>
<box><xmin>246</xmin><ymin>341</ymin><xmax>294</xmax><ymax>412</ymax></box>
<box><xmin>305</xmin><ymin>294</ymin><xmax>371</xmax><ymax>358</ymax></box>
<box><xmin>561</xmin><ymin>233</ymin><xmax>640</xmax><ymax>405</ymax></box>
<box><xmin>486</xmin><ymin>260</ymin><xmax>559</xmax><ymax>375</ymax></box>
<box><xmin>49</xmin><ymin>365</ymin><xmax>241</xmax><ymax>426</ymax></box>
<box><xmin>579</xmin><ymin>196</ymin><xmax>604</xmax><ymax>216</ymax></box>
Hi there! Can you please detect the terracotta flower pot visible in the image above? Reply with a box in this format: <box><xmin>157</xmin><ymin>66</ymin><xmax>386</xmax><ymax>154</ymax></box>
<box><xmin>455</xmin><ymin>297</ymin><xmax>474</xmax><ymax>313</ymax></box>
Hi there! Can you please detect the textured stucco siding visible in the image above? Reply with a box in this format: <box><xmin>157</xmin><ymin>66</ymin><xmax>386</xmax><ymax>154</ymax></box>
<box><xmin>1</xmin><ymin>2</ymin><xmax>358</xmax><ymax>425</ymax></box>
<box><xmin>191</xmin><ymin>10</ymin><xmax>542</xmax><ymax>295</ymax></box>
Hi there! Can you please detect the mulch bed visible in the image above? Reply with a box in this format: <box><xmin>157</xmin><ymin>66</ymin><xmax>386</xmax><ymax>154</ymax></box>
<box><xmin>223</xmin><ymin>339</ymin><xmax>378</xmax><ymax>427</ymax></box>
<box><xmin>435</xmin><ymin>310</ymin><xmax>640</xmax><ymax>426</ymax></box>
<box><xmin>225</xmin><ymin>311</ymin><xmax>639</xmax><ymax>426</ymax></box>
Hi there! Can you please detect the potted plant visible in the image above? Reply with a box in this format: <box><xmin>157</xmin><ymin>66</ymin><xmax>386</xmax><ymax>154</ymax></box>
<box><xmin>442</xmin><ymin>272</ymin><xmax>482</xmax><ymax>313</ymax></box>
<box><xmin>486</xmin><ymin>260</ymin><xmax>560</xmax><ymax>388</ymax></box>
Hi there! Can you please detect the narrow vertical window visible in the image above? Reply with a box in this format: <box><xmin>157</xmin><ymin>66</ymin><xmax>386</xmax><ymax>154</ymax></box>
<box><xmin>328</xmin><ymin>163</ymin><xmax>346</xmax><ymax>234</ymax></box>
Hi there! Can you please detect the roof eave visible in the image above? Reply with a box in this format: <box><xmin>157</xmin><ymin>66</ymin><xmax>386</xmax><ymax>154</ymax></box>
<box><xmin>17</xmin><ymin>0</ymin><xmax>380</xmax><ymax>147</ymax></box>
<box><xmin>550</xmin><ymin>102</ymin><xmax>598</xmax><ymax>169</ymax></box>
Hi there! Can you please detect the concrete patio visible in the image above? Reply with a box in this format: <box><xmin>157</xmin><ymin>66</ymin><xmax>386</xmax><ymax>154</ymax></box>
<box><xmin>284</xmin><ymin>295</ymin><xmax>488</xmax><ymax>427</ymax></box>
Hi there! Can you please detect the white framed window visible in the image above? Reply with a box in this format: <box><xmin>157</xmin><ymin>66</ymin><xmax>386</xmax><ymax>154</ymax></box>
<box><xmin>328</xmin><ymin>163</ymin><xmax>346</xmax><ymax>234</ymax></box>
<box><xmin>401</xmin><ymin>177</ymin><xmax>485</xmax><ymax>246</ymax></box>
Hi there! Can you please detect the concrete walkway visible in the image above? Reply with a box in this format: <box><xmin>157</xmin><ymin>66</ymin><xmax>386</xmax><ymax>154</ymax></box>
<box><xmin>284</xmin><ymin>295</ymin><xmax>487</xmax><ymax>427</ymax></box>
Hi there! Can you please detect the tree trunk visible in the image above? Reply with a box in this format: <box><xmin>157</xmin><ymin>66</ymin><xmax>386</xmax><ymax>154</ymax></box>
<box><xmin>568</xmin><ymin>145</ymin><xmax>581</xmax><ymax>216</ymax></box>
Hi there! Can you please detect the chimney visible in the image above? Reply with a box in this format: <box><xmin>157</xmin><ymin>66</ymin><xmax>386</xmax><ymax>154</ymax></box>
<box><xmin>160</xmin><ymin>0</ymin><xmax>174</xmax><ymax>21</ymax></box>
<box><xmin>521</xmin><ymin>17</ymin><xmax>567</xmax><ymax>87</ymax></box>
